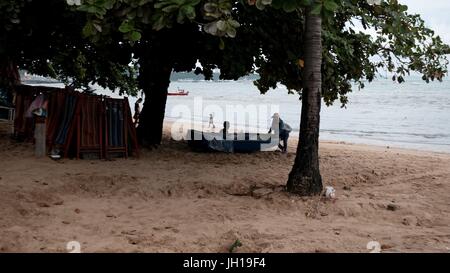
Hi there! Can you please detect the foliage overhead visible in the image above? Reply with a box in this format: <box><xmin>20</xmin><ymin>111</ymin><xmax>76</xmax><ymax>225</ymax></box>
<box><xmin>0</xmin><ymin>0</ymin><xmax>138</xmax><ymax>94</ymax></box>
<box><xmin>2</xmin><ymin>0</ymin><xmax>448</xmax><ymax>107</ymax></box>
<box><xmin>78</xmin><ymin>0</ymin><xmax>449</xmax><ymax>106</ymax></box>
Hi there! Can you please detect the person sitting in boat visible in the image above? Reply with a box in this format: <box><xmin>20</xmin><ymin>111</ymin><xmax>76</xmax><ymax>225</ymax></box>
<box><xmin>220</xmin><ymin>121</ymin><xmax>230</xmax><ymax>140</ymax></box>
<box><xmin>269</xmin><ymin>113</ymin><xmax>292</xmax><ymax>153</ymax></box>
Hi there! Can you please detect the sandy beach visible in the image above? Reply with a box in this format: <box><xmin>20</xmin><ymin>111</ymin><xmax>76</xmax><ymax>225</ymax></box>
<box><xmin>0</xmin><ymin>122</ymin><xmax>449</xmax><ymax>253</ymax></box>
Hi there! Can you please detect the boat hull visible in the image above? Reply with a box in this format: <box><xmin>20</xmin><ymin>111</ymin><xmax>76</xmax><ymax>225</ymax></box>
<box><xmin>186</xmin><ymin>130</ymin><xmax>278</xmax><ymax>153</ymax></box>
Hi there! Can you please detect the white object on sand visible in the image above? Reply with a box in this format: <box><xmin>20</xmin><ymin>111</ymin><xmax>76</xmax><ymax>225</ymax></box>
<box><xmin>325</xmin><ymin>186</ymin><xmax>336</xmax><ymax>199</ymax></box>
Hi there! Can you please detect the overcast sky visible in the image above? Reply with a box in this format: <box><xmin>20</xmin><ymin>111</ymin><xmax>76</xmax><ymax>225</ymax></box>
<box><xmin>401</xmin><ymin>0</ymin><xmax>450</xmax><ymax>43</ymax></box>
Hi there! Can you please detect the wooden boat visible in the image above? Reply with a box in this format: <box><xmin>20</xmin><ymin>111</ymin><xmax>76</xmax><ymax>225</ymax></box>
<box><xmin>187</xmin><ymin>130</ymin><xmax>278</xmax><ymax>153</ymax></box>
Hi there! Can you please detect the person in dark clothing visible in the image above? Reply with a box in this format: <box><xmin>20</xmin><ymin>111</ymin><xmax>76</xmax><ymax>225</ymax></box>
<box><xmin>220</xmin><ymin>121</ymin><xmax>230</xmax><ymax>139</ymax></box>
<box><xmin>269</xmin><ymin>113</ymin><xmax>292</xmax><ymax>153</ymax></box>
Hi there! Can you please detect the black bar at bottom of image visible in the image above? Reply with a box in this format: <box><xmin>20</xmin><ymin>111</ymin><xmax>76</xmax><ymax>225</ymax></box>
<box><xmin>0</xmin><ymin>253</ymin><xmax>447</xmax><ymax>272</ymax></box>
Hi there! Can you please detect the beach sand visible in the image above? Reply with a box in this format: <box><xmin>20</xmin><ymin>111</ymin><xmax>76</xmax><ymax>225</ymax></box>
<box><xmin>0</xmin><ymin>122</ymin><xmax>449</xmax><ymax>253</ymax></box>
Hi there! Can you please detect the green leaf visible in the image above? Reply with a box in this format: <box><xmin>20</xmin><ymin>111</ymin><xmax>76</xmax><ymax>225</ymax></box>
<box><xmin>310</xmin><ymin>3</ymin><xmax>322</xmax><ymax>15</ymax></box>
<box><xmin>82</xmin><ymin>22</ymin><xmax>95</xmax><ymax>37</ymax></box>
<box><xmin>216</xmin><ymin>20</ymin><xmax>226</xmax><ymax>31</ymax></box>
<box><xmin>182</xmin><ymin>5</ymin><xmax>196</xmax><ymax>20</ymax></box>
<box><xmin>219</xmin><ymin>38</ymin><xmax>225</xmax><ymax>50</ymax></box>
<box><xmin>118</xmin><ymin>20</ymin><xmax>133</xmax><ymax>33</ymax></box>
<box><xmin>226</xmin><ymin>27</ymin><xmax>236</xmax><ymax>38</ymax></box>
<box><xmin>228</xmin><ymin>19</ymin><xmax>240</xmax><ymax>28</ymax></box>
<box><xmin>130</xmin><ymin>31</ymin><xmax>141</xmax><ymax>41</ymax></box>
<box><xmin>162</xmin><ymin>5</ymin><xmax>179</xmax><ymax>13</ymax></box>
<box><xmin>104</xmin><ymin>0</ymin><xmax>115</xmax><ymax>10</ymax></box>
<box><xmin>323</xmin><ymin>0</ymin><xmax>339</xmax><ymax>12</ymax></box>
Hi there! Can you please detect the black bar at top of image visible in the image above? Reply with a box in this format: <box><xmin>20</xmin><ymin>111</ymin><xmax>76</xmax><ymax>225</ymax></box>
<box><xmin>0</xmin><ymin>253</ymin><xmax>448</xmax><ymax>272</ymax></box>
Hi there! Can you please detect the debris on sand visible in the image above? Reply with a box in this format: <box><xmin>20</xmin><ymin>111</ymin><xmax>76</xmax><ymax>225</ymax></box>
<box><xmin>387</xmin><ymin>203</ymin><xmax>399</xmax><ymax>211</ymax></box>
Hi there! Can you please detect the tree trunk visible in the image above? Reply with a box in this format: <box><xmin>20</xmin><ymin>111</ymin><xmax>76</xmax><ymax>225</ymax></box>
<box><xmin>0</xmin><ymin>58</ymin><xmax>20</xmax><ymax>87</ymax></box>
<box><xmin>136</xmin><ymin>58</ymin><xmax>172</xmax><ymax>148</ymax></box>
<box><xmin>286</xmin><ymin>9</ymin><xmax>323</xmax><ymax>196</ymax></box>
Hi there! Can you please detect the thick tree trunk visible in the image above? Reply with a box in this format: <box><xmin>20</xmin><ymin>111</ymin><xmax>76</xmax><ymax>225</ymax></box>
<box><xmin>0</xmin><ymin>58</ymin><xmax>20</xmax><ymax>87</ymax></box>
<box><xmin>136</xmin><ymin>58</ymin><xmax>172</xmax><ymax>148</ymax></box>
<box><xmin>286</xmin><ymin>10</ymin><xmax>323</xmax><ymax>196</ymax></box>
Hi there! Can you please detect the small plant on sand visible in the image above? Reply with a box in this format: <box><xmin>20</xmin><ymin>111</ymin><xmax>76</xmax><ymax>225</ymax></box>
<box><xmin>228</xmin><ymin>239</ymin><xmax>242</xmax><ymax>253</ymax></box>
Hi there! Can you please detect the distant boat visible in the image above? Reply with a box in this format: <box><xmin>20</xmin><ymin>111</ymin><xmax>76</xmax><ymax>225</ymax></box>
<box><xmin>168</xmin><ymin>88</ymin><xmax>189</xmax><ymax>96</ymax></box>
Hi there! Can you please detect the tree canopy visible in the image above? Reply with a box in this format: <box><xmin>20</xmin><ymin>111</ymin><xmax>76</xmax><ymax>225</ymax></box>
<box><xmin>0</xmin><ymin>0</ymin><xmax>137</xmax><ymax>94</ymax></box>
<box><xmin>3</xmin><ymin>0</ymin><xmax>448</xmax><ymax>104</ymax></box>
<box><xmin>78</xmin><ymin>0</ymin><xmax>449</xmax><ymax>105</ymax></box>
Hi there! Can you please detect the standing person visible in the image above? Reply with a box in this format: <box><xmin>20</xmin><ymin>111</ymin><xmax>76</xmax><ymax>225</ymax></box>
<box><xmin>269</xmin><ymin>113</ymin><xmax>292</xmax><ymax>153</ymax></box>
<box><xmin>208</xmin><ymin>113</ymin><xmax>215</xmax><ymax>129</ymax></box>
<box><xmin>220</xmin><ymin>121</ymin><xmax>230</xmax><ymax>139</ymax></box>
<box><xmin>133</xmin><ymin>98</ymin><xmax>143</xmax><ymax>126</ymax></box>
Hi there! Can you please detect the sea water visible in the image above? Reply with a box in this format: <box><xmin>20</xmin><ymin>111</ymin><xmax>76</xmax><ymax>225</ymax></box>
<box><xmin>26</xmin><ymin>75</ymin><xmax>450</xmax><ymax>153</ymax></box>
<box><xmin>163</xmin><ymin>76</ymin><xmax>450</xmax><ymax>153</ymax></box>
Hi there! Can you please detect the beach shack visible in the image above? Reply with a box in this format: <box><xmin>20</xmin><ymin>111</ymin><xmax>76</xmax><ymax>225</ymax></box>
<box><xmin>12</xmin><ymin>84</ymin><xmax>139</xmax><ymax>159</ymax></box>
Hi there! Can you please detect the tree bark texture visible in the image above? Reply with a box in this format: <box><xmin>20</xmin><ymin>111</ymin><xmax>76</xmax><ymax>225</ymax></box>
<box><xmin>286</xmin><ymin>10</ymin><xmax>324</xmax><ymax>196</ymax></box>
